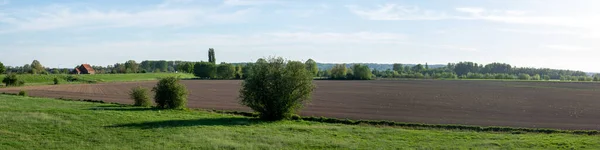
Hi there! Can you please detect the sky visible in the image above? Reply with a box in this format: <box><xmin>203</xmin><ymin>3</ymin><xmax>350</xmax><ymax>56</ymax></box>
<box><xmin>0</xmin><ymin>0</ymin><xmax>599</xmax><ymax>72</ymax></box>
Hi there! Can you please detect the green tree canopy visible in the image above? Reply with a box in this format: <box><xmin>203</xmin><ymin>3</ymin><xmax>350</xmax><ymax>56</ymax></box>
<box><xmin>329</xmin><ymin>64</ymin><xmax>347</xmax><ymax>79</ymax></box>
<box><xmin>216</xmin><ymin>63</ymin><xmax>236</xmax><ymax>79</ymax></box>
<box><xmin>352</xmin><ymin>64</ymin><xmax>372</xmax><ymax>80</ymax></box>
<box><xmin>193</xmin><ymin>62</ymin><xmax>216</xmax><ymax>79</ymax></box>
<box><xmin>31</xmin><ymin>60</ymin><xmax>44</xmax><ymax>74</ymax></box>
<box><xmin>304</xmin><ymin>59</ymin><xmax>318</xmax><ymax>77</ymax></box>
<box><xmin>239</xmin><ymin>57</ymin><xmax>315</xmax><ymax>120</ymax></box>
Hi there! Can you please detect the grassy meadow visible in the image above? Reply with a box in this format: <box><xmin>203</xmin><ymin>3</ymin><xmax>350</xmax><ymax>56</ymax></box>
<box><xmin>0</xmin><ymin>94</ymin><xmax>598</xmax><ymax>149</ymax></box>
<box><xmin>0</xmin><ymin>73</ymin><xmax>195</xmax><ymax>86</ymax></box>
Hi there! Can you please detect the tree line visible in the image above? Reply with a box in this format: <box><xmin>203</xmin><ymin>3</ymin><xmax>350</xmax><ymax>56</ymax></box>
<box><xmin>1</xmin><ymin>52</ymin><xmax>598</xmax><ymax>82</ymax></box>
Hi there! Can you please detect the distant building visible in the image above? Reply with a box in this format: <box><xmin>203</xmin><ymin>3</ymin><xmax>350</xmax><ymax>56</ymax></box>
<box><xmin>71</xmin><ymin>64</ymin><xmax>96</xmax><ymax>74</ymax></box>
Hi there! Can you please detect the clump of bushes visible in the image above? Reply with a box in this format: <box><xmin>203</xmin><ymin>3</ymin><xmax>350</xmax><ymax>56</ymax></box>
<box><xmin>2</xmin><ymin>74</ymin><xmax>25</xmax><ymax>87</ymax></box>
<box><xmin>153</xmin><ymin>77</ymin><xmax>188</xmax><ymax>109</ymax></box>
<box><xmin>18</xmin><ymin>90</ymin><xmax>27</xmax><ymax>96</ymax></box>
<box><xmin>239</xmin><ymin>57</ymin><xmax>315</xmax><ymax>121</ymax></box>
<box><xmin>53</xmin><ymin>77</ymin><xmax>60</xmax><ymax>85</ymax></box>
<box><xmin>130</xmin><ymin>86</ymin><xmax>152</xmax><ymax>107</ymax></box>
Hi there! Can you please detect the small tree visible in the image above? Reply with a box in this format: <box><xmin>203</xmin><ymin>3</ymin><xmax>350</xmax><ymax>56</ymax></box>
<box><xmin>18</xmin><ymin>90</ymin><xmax>27</xmax><ymax>96</ymax></box>
<box><xmin>153</xmin><ymin>77</ymin><xmax>188</xmax><ymax>109</ymax></box>
<box><xmin>352</xmin><ymin>64</ymin><xmax>372</xmax><ymax>80</ymax></box>
<box><xmin>543</xmin><ymin>75</ymin><xmax>551</xmax><ymax>81</ymax></box>
<box><xmin>304</xmin><ymin>59</ymin><xmax>318</xmax><ymax>77</ymax></box>
<box><xmin>193</xmin><ymin>62</ymin><xmax>216</xmax><ymax>79</ymax></box>
<box><xmin>216</xmin><ymin>63</ymin><xmax>236</xmax><ymax>79</ymax></box>
<box><xmin>130</xmin><ymin>86</ymin><xmax>152</xmax><ymax>107</ymax></box>
<box><xmin>2</xmin><ymin>74</ymin><xmax>24</xmax><ymax>86</ymax></box>
<box><xmin>239</xmin><ymin>57</ymin><xmax>315</xmax><ymax>120</ymax></box>
<box><xmin>329</xmin><ymin>64</ymin><xmax>347</xmax><ymax>79</ymax></box>
<box><xmin>518</xmin><ymin>73</ymin><xmax>531</xmax><ymax>80</ymax></box>
<box><xmin>235</xmin><ymin>65</ymin><xmax>243</xmax><ymax>79</ymax></box>
<box><xmin>53</xmin><ymin>77</ymin><xmax>60</xmax><ymax>85</ymax></box>
<box><xmin>531</xmin><ymin>74</ymin><xmax>541</xmax><ymax>80</ymax></box>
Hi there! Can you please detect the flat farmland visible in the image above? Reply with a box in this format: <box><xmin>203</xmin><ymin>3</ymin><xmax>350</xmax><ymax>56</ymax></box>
<box><xmin>2</xmin><ymin>80</ymin><xmax>600</xmax><ymax>130</ymax></box>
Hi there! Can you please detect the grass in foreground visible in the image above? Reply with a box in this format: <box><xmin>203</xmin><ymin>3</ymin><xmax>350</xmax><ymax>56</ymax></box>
<box><xmin>0</xmin><ymin>73</ymin><xmax>195</xmax><ymax>86</ymax></box>
<box><xmin>0</xmin><ymin>95</ymin><xmax>599</xmax><ymax>149</ymax></box>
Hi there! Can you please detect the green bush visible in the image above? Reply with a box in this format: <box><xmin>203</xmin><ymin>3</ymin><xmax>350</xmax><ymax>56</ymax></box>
<box><xmin>240</xmin><ymin>57</ymin><xmax>315</xmax><ymax>121</ymax></box>
<box><xmin>18</xmin><ymin>90</ymin><xmax>27</xmax><ymax>96</ymax></box>
<box><xmin>193</xmin><ymin>62</ymin><xmax>216</xmax><ymax>79</ymax></box>
<box><xmin>152</xmin><ymin>77</ymin><xmax>188</xmax><ymax>109</ymax></box>
<box><xmin>130</xmin><ymin>86</ymin><xmax>152</xmax><ymax>107</ymax></box>
<box><xmin>53</xmin><ymin>77</ymin><xmax>60</xmax><ymax>85</ymax></box>
<box><xmin>2</xmin><ymin>74</ymin><xmax>25</xmax><ymax>86</ymax></box>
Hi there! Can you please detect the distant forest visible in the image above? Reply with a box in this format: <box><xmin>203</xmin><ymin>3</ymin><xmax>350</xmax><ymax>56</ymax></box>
<box><xmin>1</xmin><ymin>49</ymin><xmax>598</xmax><ymax>81</ymax></box>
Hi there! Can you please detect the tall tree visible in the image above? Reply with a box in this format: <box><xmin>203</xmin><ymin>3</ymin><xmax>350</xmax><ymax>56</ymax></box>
<box><xmin>304</xmin><ymin>59</ymin><xmax>318</xmax><ymax>77</ymax></box>
<box><xmin>208</xmin><ymin>48</ymin><xmax>216</xmax><ymax>64</ymax></box>
<box><xmin>30</xmin><ymin>60</ymin><xmax>44</xmax><ymax>74</ymax></box>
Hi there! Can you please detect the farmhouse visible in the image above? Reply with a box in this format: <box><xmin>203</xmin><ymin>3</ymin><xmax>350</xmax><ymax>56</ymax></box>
<box><xmin>71</xmin><ymin>64</ymin><xmax>96</xmax><ymax>74</ymax></box>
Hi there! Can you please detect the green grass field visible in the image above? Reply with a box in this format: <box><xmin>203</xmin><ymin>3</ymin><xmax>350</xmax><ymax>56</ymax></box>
<box><xmin>0</xmin><ymin>73</ymin><xmax>195</xmax><ymax>86</ymax></box>
<box><xmin>0</xmin><ymin>95</ymin><xmax>598</xmax><ymax>149</ymax></box>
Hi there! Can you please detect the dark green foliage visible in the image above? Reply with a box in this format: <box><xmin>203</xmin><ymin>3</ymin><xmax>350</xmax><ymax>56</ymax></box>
<box><xmin>130</xmin><ymin>86</ymin><xmax>152</xmax><ymax>107</ymax></box>
<box><xmin>53</xmin><ymin>77</ymin><xmax>60</xmax><ymax>85</ymax></box>
<box><xmin>411</xmin><ymin>64</ymin><xmax>425</xmax><ymax>73</ymax></box>
<box><xmin>208</xmin><ymin>48</ymin><xmax>216</xmax><ymax>64</ymax></box>
<box><xmin>392</xmin><ymin>63</ymin><xmax>403</xmax><ymax>73</ymax></box>
<box><xmin>518</xmin><ymin>74</ymin><xmax>531</xmax><ymax>80</ymax></box>
<box><xmin>124</xmin><ymin>60</ymin><xmax>139</xmax><ymax>73</ymax></box>
<box><xmin>239</xmin><ymin>57</ymin><xmax>315</xmax><ymax>121</ymax></box>
<box><xmin>152</xmin><ymin>77</ymin><xmax>188</xmax><ymax>109</ymax></box>
<box><xmin>18</xmin><ymin>90</ymin><xmax>27</xmax><ymax>96</ymax></box>
<box><xmin>2</xmin><ymin>74</ymin><xmax>25</xmax><ymax>86</ymax></box>
<box><xmin>235</xmin><ymin>65</ymin><xmax>243</xmax><ymax>79</ymax></box>
<box><xmin>193</xmin><ymin>62</ymin><xmax>216</xmax><ymax>79</ymax></box>
<box><xmin>216</xmin><ymin>63</ymin><xmax>236</xmax><ymax>79</ymax></box>
<box><xmin>351</xmin><ymin>64</ymin><xmax>372</xmax><ymax>80</ymax></box>
<box><xmin>329</xmin><ymin>64</ymin><xmax>347</xmax><ymax>79</ymax></box>
<box><xmin>304</xmin><ymin>59</ymin><xmax>318</xmax><ymax>77</ymax></box>
<box><xmin>0</xmin><ymin>62</ymin><xmax>5</xmax><ymax>74</ymax></box>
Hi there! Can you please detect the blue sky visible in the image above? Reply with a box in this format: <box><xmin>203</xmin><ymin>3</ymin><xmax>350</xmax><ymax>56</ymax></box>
<box><xmin>1</xmin><ymin>0</ymin><xmax>599</xmax><ymax>71</ymax></box>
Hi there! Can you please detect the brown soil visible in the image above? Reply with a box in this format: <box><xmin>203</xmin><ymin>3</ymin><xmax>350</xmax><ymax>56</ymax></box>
<box><xmin>2</xmin><ymin>80</ymin><xmax>600</xmax><ymax>130</ymax></box>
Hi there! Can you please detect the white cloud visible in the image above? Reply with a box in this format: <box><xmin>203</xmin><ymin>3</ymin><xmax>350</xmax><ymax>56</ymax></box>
<box><xmin>346</xmin><ymin>4</ymin><xmax>452</xmax><ymax>20</ymax></box>
<box><xmin>541</xmin><ymin>45</ymin><xmax>593</xmax><ymax>52</ymax></box>
<box><xmin>0</xmin><ymin>1</ymin><xmax>256</xmax><ymax>33</ymax></box>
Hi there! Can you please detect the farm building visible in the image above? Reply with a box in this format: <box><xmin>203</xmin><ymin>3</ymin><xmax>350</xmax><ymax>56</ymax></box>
<box><xmin>71</xmin><ymin>64</ymin><xmax>96</xmax><ymax>74</ymax></box>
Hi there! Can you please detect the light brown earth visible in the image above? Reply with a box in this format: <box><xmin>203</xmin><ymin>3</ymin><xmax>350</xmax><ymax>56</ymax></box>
<box><xmin>2</xmin><ymin>80</ymin><xmax>600</xmax><ymax>130</ymax></box>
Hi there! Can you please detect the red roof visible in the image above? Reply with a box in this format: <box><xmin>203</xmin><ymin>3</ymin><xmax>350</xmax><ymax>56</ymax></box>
<box><xmin>81</xmin><ymin>64</ymin><xmax>95</xmax><ymax>72</ymax></box>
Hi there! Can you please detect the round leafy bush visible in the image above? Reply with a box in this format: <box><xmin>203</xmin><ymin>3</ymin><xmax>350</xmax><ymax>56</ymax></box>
<box><xmin>152</xmin><ymin>77</ymin><xmax>188</xmax><ymax>109</ymax></box>
<box><xmin>130</xmin><ymin>86</ymin><xmax>152</xmax><ymax>107</ymax></box>
<box><xmin>239</xmin><ymin>57</ymin><xmax>315</xmax><ymax>121</ymax></box>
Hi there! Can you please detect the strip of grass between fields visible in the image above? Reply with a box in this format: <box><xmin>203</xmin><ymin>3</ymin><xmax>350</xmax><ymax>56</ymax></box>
<box><xmin>4</xmin><ymin>93</ymin><xmax>596</xmax><ymax>135</ymax></box>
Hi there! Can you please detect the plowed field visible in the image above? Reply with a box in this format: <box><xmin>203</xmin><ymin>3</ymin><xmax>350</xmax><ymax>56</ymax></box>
<box><xmin>2</xmin><ymin>80</ymin><xmax>600</xmax><ymax>130</ymax></box>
